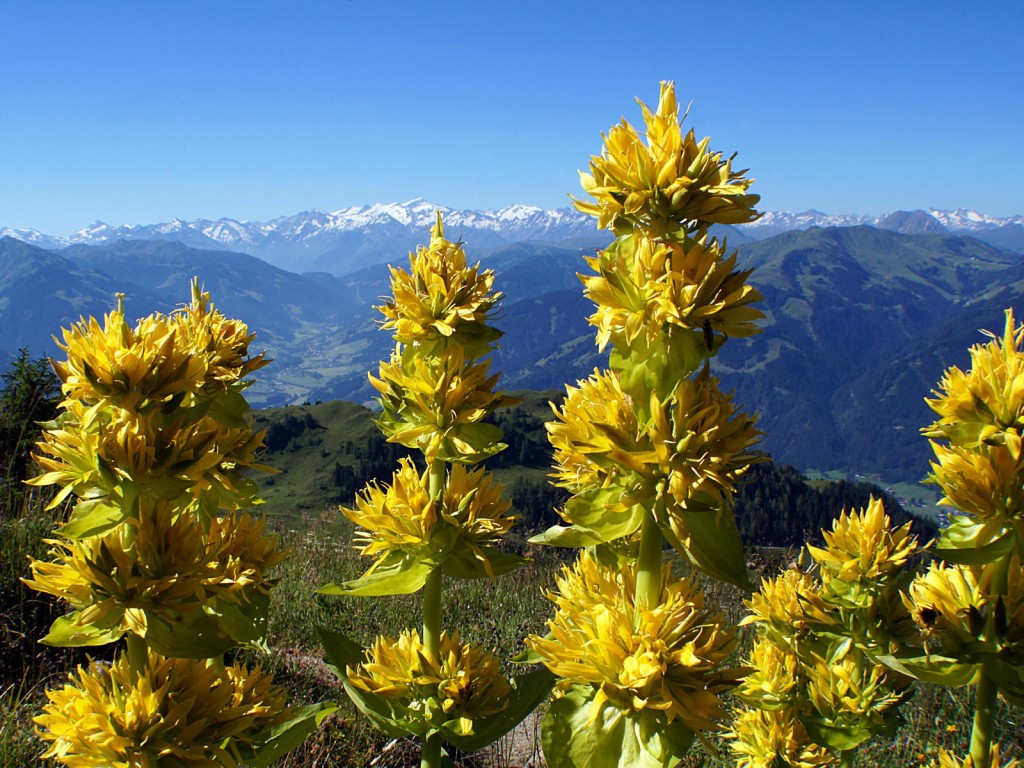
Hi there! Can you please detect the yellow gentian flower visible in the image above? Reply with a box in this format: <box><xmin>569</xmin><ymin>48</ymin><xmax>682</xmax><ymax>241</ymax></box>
<box><xmin>378</xmin><ymin>212</ymin><xmax>502</xmax><ymax>357</ymax></box>
<box><xmin>347</xmin><ymin>629</ymin><xmax>511</xmax><ymax>731</ymax></box>
<box><xmin>936</xmin><ymin>744</ymin><xmax>1021</xmax><ymax>768</ymax></box>
<box><xmin>807</xmin><ymin>497</ymin><xmax>920</xmax><ymax>591</ymax></box>
<box><xmin>371</xmin><ymin>347</ymin><xmax>511</xmax><ymax>464</ymax></box>
<box><xmin>526</xmin><ymin>552</ymin><xmax>739</xmax><ymax>733</ymax></box>
<box><xmin>573</xmin><ymin>81</ymin><xmax>760</xmax><ymax>236</ymax></box>
<box><xmin>35</xmin><ymin>652</ymin><xmax>288</xmax><ymax>768</ymax></box>
<box><xmin>925</xmin><ymin>309</ymin><xmax>1024</xmax><ymax>456</ymax></box>
<box><xmin>581</xmin><ymin>231</ymin><xmax>763</xmax><ymax>353</ymax></box>
<box><xmin>729</xmin><ymin>706</ymin><xmax>834</xmax><ymax>768</ymax></box>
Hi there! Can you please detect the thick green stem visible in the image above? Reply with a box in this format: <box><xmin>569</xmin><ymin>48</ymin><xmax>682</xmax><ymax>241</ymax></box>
<box><xmin>970</xmin><ymin>668</ymin><xmax>997</xmax><ymax>768</ymax></box>
<box><xmin>635</xmin><ymin>508</ymin><xmax>663</xmax><ymax>611</ymax></box>
<box><xmin>421</xmin><ymin>461</ymin><xmax>446</xmax><ymax>768</ymax></box>
<box><xmin>838</xmin><ymin>748</ymin><xmax>856</xmax><ymax>768</ymax></box>
<box><xmin>126</xmin><ymin>633</ymin><xmax>148</xmax><ymax>680</ymax></box>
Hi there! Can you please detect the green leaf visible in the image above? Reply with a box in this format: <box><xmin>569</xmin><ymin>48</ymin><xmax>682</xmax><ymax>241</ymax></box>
<box><xmin>541</xmin><ymin>686</ymin><xmax>669</xmax><ymax>768</ymax></box>
<box><xmin>240</xmin><ymin>703</ymin><xmax>339</xmax><ymax>768</ymax></box>
<box><xmin>636</xmin><ymin>709</ymin><xmax>692</xmax><ymax>765</ymax></box>
<box><xmin>442</xmin><ymin>547</ymin><xmax>528</xmax><ymax>580</ymax></box>
<box><xmin>935</xmin><ymin>526</ymin><xmax>1015</xmax><ymax>565</ymax></box>
<box><xmin>42</xmin><ymin>614</ymin><xmax>122</xmax><ymax>647</ymax></box>
<box><xmin>144</xmin><ymin>609</ymin><xmax>235</xmax><ymax>658</ymax></box>
<box><xmin>207</xmin><ymin>390</ymin><xmax>252</xmax><ymax>429</ymax></box>
<box><xmin>319</xmin><ymin>551</ymin><xmax>436</xmax><ymax>596</ymax></box>
<box><xmin>659</xmin><ymin>505</ymin><xmax>752</xmax><ymax>591</ymax></box>
<box><xmin>440</xmin><ymin>667</ymin><xmax>556</xmax><ymax>751</ymax></box>
<box><xmin>876</xmin><ymin>653</ymin><xmax>979</xmax><ymax>687</ymax></box>
<box><xmin>216</xmin><ymin>591</ymin><xmax>269</xmax><ymax>646</ymax></box>
<box><xmin>610</xmin><ymin>330</ymin><xmax>705</xmax><ymax>406</ymax></box>
<box><xmin>800</xmin><ymin>716</ymin><xmax>875</xmax><ymax>752</ymax></box>
<box><xmin>59</xmin><ymin>498</ymin><xmax>126</xmax><ymax>539</ymax></box>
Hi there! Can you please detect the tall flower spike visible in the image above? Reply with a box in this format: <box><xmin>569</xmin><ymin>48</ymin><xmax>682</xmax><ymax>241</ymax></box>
<box><xmin>573</xmin><ymin>81</ymin><xmax>760</xmax><ymax>236</ymax></box>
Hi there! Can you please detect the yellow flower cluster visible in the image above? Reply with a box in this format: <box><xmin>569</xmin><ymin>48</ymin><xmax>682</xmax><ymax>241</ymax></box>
<box><xmin>371</xmin><ymin>347</ymin><xmax>512</xmax><ymax>465</ymax></box>
<box><xmin>548</xmin><ymin>368</ymin><xmax>759</xmax><ymax>520</ymax></box>
<box><xmin>729</xmin><ymin>707</ymin><xmax>834</xmax><ymax>768</ymax></box>
<box><xmin>526</xmin><ymin>553</ymin><xmax>739</xmax><ymax>733</ymax></box>
<box><xmin>573</xmin><ymin>81</ymin><xmax>760</xmax><ymax>236</ymax></box>
<box><xmin>344</xmin><ymin>458</ymin><xmax>516</xmax><ymax>578</ymax></box>
<box><xmin>804</xmin><ymin>650</ymin><xmax>910</xmax><ymax>730</ymax></box>
<box><xmin>26</xmin><ymin>503</ymin><xmax>282</xmax><ymax>644</ymax></box>
<box><xmin>36</xmin><ymin>652</ymin><xmax>288</xmax><ymax>768</ymax></box>
<box><xmin>347</xmin><ymin>629</ymin><xmax>511</xmax><ymax>730</ymax></box>
<box><xmin>581</xmin><ymin>232</ymin><xmax>763</xmax><ymax>353</ymax></box>
<box><xmin>906</xmin><ymin>558</ymin><xmax>1024</xmax><ymax>660</ymax></box>
<box><xmin>925</xmin><ymin>310</ymin><xmax>1024</xmax><ymax>454</ymax></box>
<box><xmin>378</xmin><ymin>212</ymin><xmax>502</xmax><ymax>356</ymax></box>
<box><xmin>31</xmin><ymin>283</ymin><xmax>270</xmax><ymax>521</ymax></box>
<box><xmin>809</xmin><ymin>498</ymin><xmax>919</xmax><ymax>585</ymax></box>
<box><xmin>54</xmin><ymin>283</ymin><xmax>266</xmax><ymax>413</ymax></box>
<box><xmin>936</xmin><ymin>744</ymin><xmax>1022</xmax><ymax>768</ymax></box>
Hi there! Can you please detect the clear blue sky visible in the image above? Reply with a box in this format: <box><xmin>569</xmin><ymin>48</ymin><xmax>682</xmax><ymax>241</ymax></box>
<box><xmin>2</xmin><ymin>0</ymin><xmax>1021</xmax><ymax>233</ymax></box>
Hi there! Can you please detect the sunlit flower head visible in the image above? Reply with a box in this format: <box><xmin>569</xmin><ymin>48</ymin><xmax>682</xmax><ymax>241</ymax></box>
<box><xmin>371</xmin><ymin>346</ymin><xmax>512</xmax><ymax>464</ymax></box>
<box><xmin>906</xmin><ymin>558</ymin><xmax>1024</xmax><ymax>660</ymax></box>
<box><xmin>54</xmin><ymin>301</ymin><xmax>206</xmax><ymax>414</ymax></box>
<box><xmin>548</xmin><ymin>368</ymin><xmax>759</xmax><ymax>532</ymax></box>
<box><xmin>344</xmin><ymin>458</ymin><xmax>516</xmax><ymax>578</ymax></box>
<box><xmin>347</xmin><ymin>629</ymin><xmax>511</xmax><ymax>732</ymax></box>
<box><xmin>581</xmin><ymin>232</ymin><xmax>763</xmax><ymax>352</ymax></box>
<box><xmin>924</xmin><ymin>309</ymin><xmax>1024</xmax><ymax>456</ymax></box>
<box><xmin>172</xmin><ymin>279</ymin><xmax>268</xmax><ymax>392</ymax></box>
<box><xmin>526</xmin><ymin>552</ymin><xmax>739</xmax><ymax>733</ymax></box>
<box><xmin>573</xmin><ymin>81</ymin><xmax>760</xmax><ymax>236</ymax></box>
<box><xmin>929</xmin><ymin>442</ymin><xmax>1024</xmax><ymax>547</ymax></box>
<box><xmin>935</xmin><ymin>744</ymin><xmax>1022</xmax><ymax>768</ymax></box>
<box><xmin>741</xmin><ymin>569</ymin><xmax>833</xmax><ymax>650</ymax></box>
<box><xmin>805</xmin><ymin>648</ymin><xmax>910</xmax><ymax>736</ymax></box>
<box><xmin>35</xmin><ymin>652</ymin><xmax>288</xmax><ymax>768</ymax></box>
<box><xmin>30</xmin><ymin>398</ymin><xmax>268</xmax><ymax>519</ymax></box>
<box><xmin>25</xmin><ymin>502</ymin><xmax>283</xmax><ymax>646</ymax></box>
<box><xmin>736</xmin><ymin>637</ymin><xmax>803</xmax><ymax>708</ymax></box>
<box><xmin>378</xmin><ymin>212</ymin><xmax>502</xmax><ymax>357</ymax></box>
<box><xmin>807</xmin><ymin>496</ymin><xmax>920</xmax><ymax>594</ymax></box>
<box><xmin>728</xmin><ymin>706</ymin><xmax>834</xmax><ymax>768</ymax></box>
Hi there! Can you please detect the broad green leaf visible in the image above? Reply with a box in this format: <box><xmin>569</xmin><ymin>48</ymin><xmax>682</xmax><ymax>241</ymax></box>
<box><xmin>59</xmin><ymin>498</ymin><xmax>126</xmax><ymax>539</ymax></box>
<box><xmin>442</xmin><ymin>547</ymin><xmax>528</xmax><ymax>580</ymax></box>
<box><xmin>144</xmin><ymin>610</ymin><xmax>235</xmax><ymax>658</ymax></box>
<box><xmin>636</xmin><ymin>709</ymin><xmax>692</xmax><ymax>766</ymax></box>
<box><xmin>529</xmin><ymin>523</ymin><xmax>606</xmax><ymax>548</ymax></box>
<box><xmin>659</xmin><ymin>505</ymin><xmax>752</xmax><ymax>590</ymax></box>
<box><xmin>935</xmin><ymin>525</ymin><xmax>1014</xmax><ymax>565</ymax></box>
<box><xmin>542</xmin><ymin>686</ymin><xmax>667</xmax><ymax>768</ymax></box>
<box><xmin>800</xmin><ymin>717</ymin><xmax>875</xmax><ymax>752</ymax></box>
<box><xmin>42</xmin><ymin>614</ymin><xmax>122</xmax><ymax>647</ymax></box>
<box><xmin>440</xmin><ymin>667</ymin><xmax>555</xmax><ymax>751</ymax></box>
<box><xmin>207</xmin><ymin>390</ymin><xmax>252</xmax><ymax>429</ymax></box>
<box><xmin>988</xmin><ymin>658</ymin><xmax>1024</xmax><ymax>704</ymax></box>
<box><xmin>216</xmin><ymin>591</ymin><xmax>269</xmax><ymax>646</ymax></box>
<box><xmin>877</xmin><ymin>653</ymin><xmax>979</xmax><ymax>688</ymax></box>
<box><xmin>240</xmin><ymin>703</ymin><xmax>340</xmax><ymax>768</ymax></box>
<box><xmin>610</xmin><ymin>330</ymin><xmax>705</xmax><ymax>405</ymax></box>
<box><xmin>319</xmin><ymin>551</ymin><xmax>436</xmax><ymax>596</ymax></box>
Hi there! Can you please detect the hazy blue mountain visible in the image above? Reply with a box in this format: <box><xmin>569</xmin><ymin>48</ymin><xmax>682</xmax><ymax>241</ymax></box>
<box><xmin>2</xmin><ymin>226</ymin><xmax>1021</xmax><ymax>483</ymax></box>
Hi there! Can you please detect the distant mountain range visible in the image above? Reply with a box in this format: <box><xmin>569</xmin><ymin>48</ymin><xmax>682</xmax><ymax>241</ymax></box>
<box><xmin>3</xmin><ymin>201</ymin><xmax>1022</xmax><ymax>275</ymax></box>
<box><xmin>1</xmin><ymin>204</ymin><xmax>1022</xmax><ymax>484</ymax></box>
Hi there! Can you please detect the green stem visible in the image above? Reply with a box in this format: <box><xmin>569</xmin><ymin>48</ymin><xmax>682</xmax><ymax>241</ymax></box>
<box><xmin>421</xmin><ymin>460</ymin><xmax>446</xmax><ymax>768</ymax></box>
<box><xmin>970</xmin><ymin>668</ymin><xmax>997</xmax><ymax>768</ymax></box>
<box><xmin>635</xmin><ymin>507</ymin><xmax>663</xmax><ymax>611</ymax></box>
<box><xmin>126</xmin><ymin>633</ymin><xmax>148</xmax><ymax>680</ymax></box>
<box><xmin>838</xmin><ymin>748</ymin><xmax>856</xmax><ymax>768</ymax></box>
